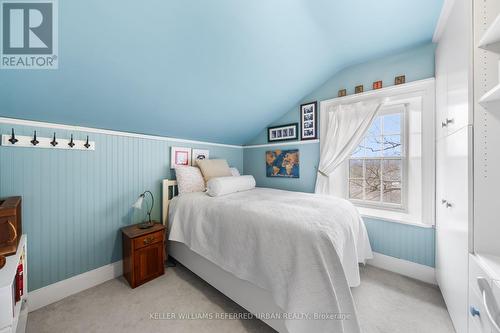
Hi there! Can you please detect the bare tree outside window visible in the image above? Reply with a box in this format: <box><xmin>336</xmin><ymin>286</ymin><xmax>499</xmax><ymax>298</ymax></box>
<box><xmin>348</xmin><ymin>112</ymin><xmax>404</xmax><ymax>208</ymax></box>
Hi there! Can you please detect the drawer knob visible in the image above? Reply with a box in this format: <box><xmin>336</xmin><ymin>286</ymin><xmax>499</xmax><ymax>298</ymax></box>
<box><xmin>470</xmin><ymin>306</ymin><xmax>480</xmax><ymax>317</ymax></box>
<box><xmin>143</xmin><ymin>237</ymin><xmax>153</xmax><ymax>245</ymax></box>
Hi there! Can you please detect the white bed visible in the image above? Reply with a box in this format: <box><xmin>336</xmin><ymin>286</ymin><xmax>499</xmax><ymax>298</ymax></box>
<box><xmin>162</xmin><ymin>179</ymin><xmax>372</xmax><ymax>333</ymax></box>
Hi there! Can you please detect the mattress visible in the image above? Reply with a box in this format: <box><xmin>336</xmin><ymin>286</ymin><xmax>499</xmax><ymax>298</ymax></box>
<box><xmin>168</xmin><ymin>187</ymin><xmax>372</xmax><ymax>333</ymax></box>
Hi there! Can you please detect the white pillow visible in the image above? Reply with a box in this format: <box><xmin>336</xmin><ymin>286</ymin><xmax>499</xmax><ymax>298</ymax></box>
<box><xmin>230</xmin><ymin>167</ymin><xmax>240</xmax><ymax>177</ymax></box>
<box><xmin>207</xmin><ymin>175</ymin><xmax>256</xmax><ymax>197</ymax></box>
<box><xmin>174</xmin><ymin>166</ymin><xmax>206</xmax><ymax>195</ymax></box>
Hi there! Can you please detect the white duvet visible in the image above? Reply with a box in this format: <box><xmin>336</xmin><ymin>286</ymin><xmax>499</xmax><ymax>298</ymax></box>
<box><xmin>168</xmin><ymin>187</ymin><xmax>373</xmax><ymax>333</ymax></box>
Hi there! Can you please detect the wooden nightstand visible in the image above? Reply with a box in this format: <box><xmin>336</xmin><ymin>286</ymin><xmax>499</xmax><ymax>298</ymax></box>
<box><xmin>122</xmin><ymin>222</ymin><xmax>166</xmax><ymax>288</ymax></box>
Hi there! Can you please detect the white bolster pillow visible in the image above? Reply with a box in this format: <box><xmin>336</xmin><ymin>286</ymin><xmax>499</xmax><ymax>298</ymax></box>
<box><xmin>207</xmin><ymin>175</ymin><xmax>256</xmax><ymax>197</ymax></box>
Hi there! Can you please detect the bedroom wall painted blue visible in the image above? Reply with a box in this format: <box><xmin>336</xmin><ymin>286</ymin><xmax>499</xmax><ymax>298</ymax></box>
<box><xmin>0</xmin><ymin>0</ymin><xmax>443</xmax><ymax>145</ymax></box>
<box><xmin>364</xmin><ymin>218</ymin><xmax>435</xmax><ymax>267</ymax></box>
<box><xmin>243</xmin><ymin>43</ymin><xmax>436</xmax><ymax>267</ymax></box>
<box><xmin>0</xmin><ymin>123</ymin><xmax>242</xmax><ymax>291</ymax></box>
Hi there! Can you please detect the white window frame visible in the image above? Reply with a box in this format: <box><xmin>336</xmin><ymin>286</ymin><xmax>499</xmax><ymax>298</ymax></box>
<box><xmin>319</xmin><ymin>78</ymin><xmax>436</xmax><ymax>227</ymax></box>
<box><xmin>347</xmin><ymin>104</ymin><xmax>409</xmax><ymax>212</ymax></box>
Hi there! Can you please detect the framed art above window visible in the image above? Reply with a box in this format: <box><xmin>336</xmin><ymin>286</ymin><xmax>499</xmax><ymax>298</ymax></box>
<box><xmin>300</xmin><ymin>101</ymin><xmax>317</xmax><ymax>140</ymax></box>
<box><xmin>267</xmin><ymin>123</ymin><xmax>298</xmax><ymax>143</ymax></box>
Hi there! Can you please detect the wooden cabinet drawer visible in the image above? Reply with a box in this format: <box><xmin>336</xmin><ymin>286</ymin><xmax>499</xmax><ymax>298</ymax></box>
<box><xmin>133</xmin><ymin>230</ymin><xmax>163</xmax><ymax>250</ymax></box>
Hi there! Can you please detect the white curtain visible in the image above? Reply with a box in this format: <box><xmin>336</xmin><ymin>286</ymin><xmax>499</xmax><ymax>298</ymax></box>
<box><xmin>315</xmin><ymin>101</ymin><xmax>382</xmax><ymax>195</ymax></box>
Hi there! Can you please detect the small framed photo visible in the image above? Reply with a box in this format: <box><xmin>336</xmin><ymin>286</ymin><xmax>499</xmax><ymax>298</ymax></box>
<box><xmin>192</xmin><ymin>149</ymin><xmax>209</xmax><ymax>165</ymax></box>
<box><xmin>300</xmin><ymin>101</ymin><xmax>317</xmax><ymax>141</ymax></box>
<box><xmin>395</xmin><ymin>75</ymin><xmax>406</xmax><ymax>85</ymax></box>
<box><xmin>170</xmin><ymin>146</ymin><xmax>192</xmax><ymax>168</ymax></box>
<box><xmin>338</xmin><ymin>89</ymin><xmax>347</xmax><ymax>97</ymax></box>
<box><xmin>373</xmin><ymin>80</ymin><xmax>383</xmax><ymax>90</ymax></box>
<box><xmin>355</xmin><ymin>85</ymin><xmax>364</xmax><ymax>94</ymax></box>
<box><xmin>267</xmin><ymin>123</ymin><xmax>298</xmax><ymax>143</ymax></box>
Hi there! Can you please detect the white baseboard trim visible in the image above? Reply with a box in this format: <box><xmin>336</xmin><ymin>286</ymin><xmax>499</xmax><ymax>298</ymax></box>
<box><xmin>27</xmin><ymin>254</ymin><xmax>435</xmax><ymax>312</ymax></box>
<box><xmin>367</xmin><ymin>252</ymin><xmax>436</xmax><ymax>285</ymax></box>
<box><xmin>28</xmin><ymin>260</ymin><xmax>123</xmax><ymax>312</ymax></box>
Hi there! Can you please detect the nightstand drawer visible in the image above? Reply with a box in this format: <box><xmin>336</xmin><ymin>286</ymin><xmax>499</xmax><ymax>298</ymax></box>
<box><xmin>134</xmin><ymin>230</ymin><xmax>163</xmax><ymax>249</ymax></box>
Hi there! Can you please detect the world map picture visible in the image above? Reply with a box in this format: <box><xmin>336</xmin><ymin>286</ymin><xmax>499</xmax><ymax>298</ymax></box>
<box><xmin>266</xmin><ymin>149</ymin><xmax>299</xmax><ymax>178</ymax></box>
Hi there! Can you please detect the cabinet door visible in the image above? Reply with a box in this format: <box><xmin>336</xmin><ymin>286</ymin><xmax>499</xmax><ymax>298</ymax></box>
<box><xmin>133</xmin><ymin>242</ymin><xmax>164</xmax><ymax>286</ymax></box>
<box><xmin>435</xmin><ymin>0</ymin><xmax>471</xmax><ymax>139</ymax></box>
<box><xmin>436</xmin><ymin>126</ymin><xmax>470</xmax><ymax>333</ymax></box>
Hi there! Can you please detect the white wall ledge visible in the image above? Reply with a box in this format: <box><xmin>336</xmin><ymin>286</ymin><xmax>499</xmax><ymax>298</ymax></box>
<box><xmin>357</xmin><ymin>206</ymin><xmax>433</xmax><ymax>228</ymax></box>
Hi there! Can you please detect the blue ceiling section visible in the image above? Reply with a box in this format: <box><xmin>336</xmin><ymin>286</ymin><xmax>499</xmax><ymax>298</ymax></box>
<box><xmin>0</xmin><ymin>0</ymin><xmax>443</xmax><ymax>144</ymax></box>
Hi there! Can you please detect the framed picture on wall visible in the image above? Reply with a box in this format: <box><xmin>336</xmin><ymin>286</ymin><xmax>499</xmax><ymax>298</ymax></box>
<box><xmin>267</xmin><ymin>123</ymin><xmax>298</xmax><ymax>143</ymax></box>
<box><xmin>266</xmin><ymin>149</ymin><xmax>299</xmax><ymax>178</ymax></box>
<box><xmin>300</xmin><ymin>101</ymin><xmax>317</xmax><ymax>140</ymax></box>
<box><xmin>170</xmin><ymin>146</ymin><xmax>192</xmax><ymax>168</ymax></box>
<box><xmin>192</xmin><ymin>149</ymin><xmax>209</xmax><ymax>165</ymax></box>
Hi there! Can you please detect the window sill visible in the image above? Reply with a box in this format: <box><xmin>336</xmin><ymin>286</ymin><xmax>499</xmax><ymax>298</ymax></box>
<box><xmin>356</xmin><ymin>206</ymin><xmax>433</xmax><ymax>228</ymax></box>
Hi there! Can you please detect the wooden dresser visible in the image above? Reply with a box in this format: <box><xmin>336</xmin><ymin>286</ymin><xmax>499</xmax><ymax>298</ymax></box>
<box><xmin>122</xmin><ymin>223</ymin><xmax>165</xmax><ymax>288</ymax></box>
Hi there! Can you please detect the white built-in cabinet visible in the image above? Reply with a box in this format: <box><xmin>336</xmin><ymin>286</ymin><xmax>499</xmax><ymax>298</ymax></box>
<box><xmin>435</xmin><ymin>0</ymin><xmax>473</xmax><ymax>332</ymax></box>
<box><xmin>437</xmin><ymin>0</ymin><xmax>500</xmax><ymax>332</ymax></box>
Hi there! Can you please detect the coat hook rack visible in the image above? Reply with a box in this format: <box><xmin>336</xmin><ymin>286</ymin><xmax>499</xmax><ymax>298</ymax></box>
<box><xmin>50</xmin><ymin>132</ymin><xmax>58</xmax><ymax>147</ymax></box>
<box><xmin>8</xmin><ymin>128</ymin><xmax>18</xmax><ymax>145</ymax></box>
<box><xmin>1</xmin><ymin>130</ymin><xmax>95</xmax><ymax>151</ymax></box>
<box><xmin>84</xmin><ymin>136</ymin><xmax>91</xmax><ymax>149</ymax></box>
<box><xmin>30</xmin><ymin>131</ymin><xmax>39</xmax><ymax>146</ymax></box>
<box><xmin>68</xmin><ymin>134</ymin><xmax>75</xmax><ymax>148</ymax></box>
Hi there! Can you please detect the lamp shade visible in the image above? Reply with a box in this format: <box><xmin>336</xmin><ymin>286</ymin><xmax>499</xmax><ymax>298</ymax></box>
<box><xmin>132</xmin><ymin>195</ymin><xmax>144</xmax><ymax>209</ymax></box>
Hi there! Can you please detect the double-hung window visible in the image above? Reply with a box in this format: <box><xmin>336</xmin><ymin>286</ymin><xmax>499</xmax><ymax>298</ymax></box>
<box><xmin>348</xmin><ymin>105</ymin><xmax>406</xmax><ymax>210</ymax></box>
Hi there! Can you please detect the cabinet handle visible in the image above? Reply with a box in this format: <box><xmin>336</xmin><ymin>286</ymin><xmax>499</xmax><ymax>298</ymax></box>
<box><xmin>441</xmin><ymin>199</ymin><xmax>452</xmax><ymax>208</ymax></box>
<box><xmin>470</xmin><ymin>306</ymin><xmax>480</xmax><ymax>317</ymax></box>
<box><xmin>143</xmin><ymin>237</ymin><xmax>153</xmax><ymax>245</ymax></box>
<box><xmin>478</xmin><ymin>277</ymin><xmax>500</xmax><ymax>333</ymax></box>
<box><xmin>441</xmin><ymin>118</ymin><xmax>454</xmax><ymax>128</ymax></box>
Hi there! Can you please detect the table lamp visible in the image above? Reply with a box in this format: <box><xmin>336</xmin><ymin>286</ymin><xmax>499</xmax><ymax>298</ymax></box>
<box><xmin>132</xmin><ymin>190</ymin><xmax>155</xmax><ymax>229</ymax></box>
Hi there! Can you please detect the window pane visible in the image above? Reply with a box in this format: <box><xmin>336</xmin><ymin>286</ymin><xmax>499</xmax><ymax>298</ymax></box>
<box><xmin>364</xmin><ymin>159</ymin><xmax>380</xmax><ymax>179</ymax></box>
<box><xmin>364</xmin><ymin>159</ymin><xmax>381</xmax><ymax>201</ymax></box>
<box><xmin>364</xmin><ymin>136</ymin><xmax>382</xmax><ymax>157</ymax></box>
<box><xmin>365</xmin><ymin>177</ymin><xmax>381</xmax><ymax>201</ymax></box>
<box><xmin>349</xmin><ymin>159</ymin><xmax>363</xmax><ymax>178</ymax></box>
<box><xmin>383</xmin><ymin>181</ymin><xmax>401</xmax><ymax>204</ymax></box>
<box><xmin>367</xmin><ymin>117</ymin><xmax>382</xmax><ymax>137</ymax></box>
<box><xmin>351</xmin><ymin>140</ymin><xmax>365</xmax><ymax>157</ymax></box>
<box><xmin>383</xmin><ymin>114</ymin><xmax>401</xmax><ymax>134</ymax></box>
<box><xmin>382</xmin><ymin>135</ymin><xmax>401</xmax><ymax>157</ymax></box>
<box><xmin>382</xmin><ymin>159</ymin><xmax>402</xmax><ymax>181</ymax></box>
<box><xmin>349</xmin><ymin>180</ymin><xmax>363</xmax><ymax>199</ymax></box>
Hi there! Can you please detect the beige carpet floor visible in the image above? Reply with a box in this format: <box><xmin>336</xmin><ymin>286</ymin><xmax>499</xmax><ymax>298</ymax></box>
<box><xmin>27</xmin><ymin>264</ymin><xmax>455</xmax><ymax>333</ymax></box>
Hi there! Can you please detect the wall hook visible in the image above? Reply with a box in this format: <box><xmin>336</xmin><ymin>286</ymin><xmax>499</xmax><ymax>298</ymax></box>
<box><xmin>84</xmin><ymin>136</ymin><xmax>91</xmax><ymax>149</ymax></box>
<box><xmin>68</xmin><ymin>134</ymin><xmax>75</xmax><ymax>148</ymax></box>
<box><xmin>31</xmin><ymin>131</ymin><xmax>40</xmax><ymax>146</ymax></box>
<box><xmin>50</xmin><ymin>132</ymin><xmax>58</xmax><ymax>147</ymax></box>
<box><xmin>8</xmin><ymin>128</ymin><xmax>18</xmax><ymax>145</ymax></box>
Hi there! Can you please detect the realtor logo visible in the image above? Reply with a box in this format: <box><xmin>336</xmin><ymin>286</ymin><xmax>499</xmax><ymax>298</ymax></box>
<box><xmin>1</xmin><ymin>0</ymin><xmax>58</xmax><ymax>69</ymax></box>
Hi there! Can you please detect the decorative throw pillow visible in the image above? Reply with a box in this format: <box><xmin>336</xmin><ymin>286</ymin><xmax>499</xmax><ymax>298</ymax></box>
<box><xmin>207</xmin><ymin>175</ymin><xmax>256</xmax><ymax>197</ymax></box>
<box><xmin>196</xmin><ymin>159</ymin><xmax>233</xmax><ymax>183</ymax></box>
<box><xmin>174</xmin><ymin>166</ymin><xmax>206</xmax><ymax>194</ymax></box>
<box><xmin>230</xmin><ymin>167</ymin><xmax>240</xmax><ymax>177</ymax></box>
